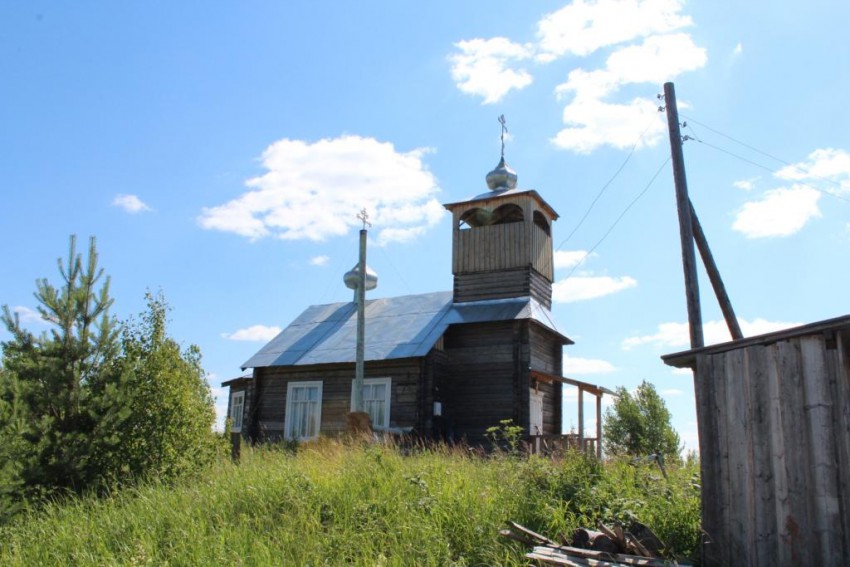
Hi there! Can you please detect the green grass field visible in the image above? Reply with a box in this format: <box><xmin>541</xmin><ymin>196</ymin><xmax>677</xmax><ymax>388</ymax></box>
<box><xmin>0</xmin><ymin>440</ymin><xmax>700</xmax><ymax>566</ymax></box>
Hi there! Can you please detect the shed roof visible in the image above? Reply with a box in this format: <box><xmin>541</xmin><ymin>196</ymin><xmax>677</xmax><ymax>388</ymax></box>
<box><xmin>662</xmin><ymin>313</ymin><xmax>850</xmax><ymax>368</ymax></box>
<box><xmin>241</xmin><ymin>291</ymin><xmax>571</xmax><ymax>370</ymax></box>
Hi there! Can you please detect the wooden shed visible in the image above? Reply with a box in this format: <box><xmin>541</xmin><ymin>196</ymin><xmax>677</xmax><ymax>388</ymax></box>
<box><xmin>663</xmin><ymin>315</ymin><xmax>850</xmax><ymax>566</ymax></box>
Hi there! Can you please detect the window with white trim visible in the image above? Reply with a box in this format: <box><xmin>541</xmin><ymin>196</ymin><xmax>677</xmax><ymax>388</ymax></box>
<box><xmin>230</xmin><ymin>391</ymin><xmax>245</xmax><ymax>433</ymax></box>
<box><xmin>285</xmin><ymin>381</ymin><xmax>323</xmax><ymax>441</ymax></box>
<box><xmin>351</xmin><ymin>377</ymin><xmax>391</xmax><ymax>430</ymax></box>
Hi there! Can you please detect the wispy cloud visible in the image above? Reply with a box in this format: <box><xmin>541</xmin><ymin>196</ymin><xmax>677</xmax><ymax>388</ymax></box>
<box><xmin>731</xmin><ymin>148</ymin><xmax>849</xmax><ymax>238</ymax></box>
<box><xmin>9</xmin><ymin>305</ymin><xmax>43</xmax><ymax>324</ymax></box>
<box><xmin>554</xmin><ymin>250</ymin><xmax>594</xmax><ymax>269</ymax></box>
<box><xmin>775</xmin><ymin>148</ymin><xmax>850</xmax><ymax>193</ymax></box>
<box><xmin>309</xmin><ymin>255</ymin><xmax>330</xmax><ymax>266</ymax></box>
<box><xmin>112</xmin><ymin>194</ymin><xmax>152</xmax><ymax>214</ymax></box>
<box><xmin>553</xmin><ymin>274</ymin><xmax>637</xmax><ymax>303</ymax></box>
<box><xmin>732</xmin><ymin>177</ymin><xmax>758</xmax><ymax>191</ymax></box>
<box><xmin>222</xmin><ymin>325</ymin><xmax>282</xmax><ymax>342</ymax></box>
<box><xmin>564</xmin><ymin>354</ymin><xmax>616</xmax><ymax>374</ymax></box>
<box><xmin>622</xmin><ymin>317</ymin><xmax>801</xmax><ymax>350</ymax></box>
<box><xmin>198</xmin><ymin>136</ymin><xmax>443</xmax><ymax>245</ymax></box>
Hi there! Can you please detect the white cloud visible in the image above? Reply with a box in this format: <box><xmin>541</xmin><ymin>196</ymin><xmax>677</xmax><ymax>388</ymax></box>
<box><xmin>448</xmin><ymin>1</ymin><xmax>705</xmax><ymax>151</ymax></box>
<box><xmin>449</xmin><ymin>37</ymin><xmax>534</xmax><ymax>104</ymax></box>
<box><xmin>671</xmin><ymin>367</ymin><xmax>693</xmax><ymax>376</ymax></box>
<box><xmin>112</xmin><ymin>194</ymin><xmax>152</xmax><ymax>214</ymax></box>
<box><xmin>554</xmin><ymin>250</ymin><xmax>594</xmax><ymax>269</ymax></box>
<box><xmin>222</xmin><ymin>325</ymin><xmax>282</xmax><ymax>342</ymax></box>
<box><xmin>553</xmin><ymin>274</ymin><xmax>637</xmax><ymax>303</ymax></box>
<box><xmin>552</xmin><ymin>33</ymin><xmax>705</xmax><ymax>153</ymax></box>
<box><xmin>564</xmin><ymin>355</ymin><xmax>616</xmax><ymax>375</ymax></box>
<box><xmin>309</xmin><ymin>255</ymin><xmax>330</xmax><ymax>266</ymax></box>
<box><xmin>556</xmin><ymin>33</ymin><xmax>707</xmax><ymax>100</ymax></box>
<box><xmin>622</xmin><ymin>317</ymin><xmax>801</xmax><ymax>350</ymax></box>
<box><xmin>732</xmin><ymin>177</ymin><xmax>758</xmax><ymax>191</ymax></box>
<box><xmin>733</xmin><ymin>42</ymin><xmax>743</xmax><ymax>56</ymax></box>
<box><xmin>732</xmin><ymin>186</ymin><xmax>821</xmax><ymax>238</ymax></box>
<box><xmin>551</xmin><ymin>96</ymin><xmax>666</xmax><ymax>153</ymax></box>
<box><xmin>198</xmin><ymin>136</ymin><xmax>443</xmax><ymax>245</ymax></box>
<box><xmin>10</xmin><ymin>305</ymin><xmax>43</xmax><ymax>324</ymax></box>
<box><xmin>775</xmin><ymin>148</ymin><xmax>850</xmax><ymax>193</ymax></box>
<box><xmin>662</xmin><ymin>388</ymin><xmax>685</xmax><ymax>397</ymax></box>
<box><xmin>535</xmin><ymin>0</ymin><xmax>693</xmax><ymax>59</ymax></box>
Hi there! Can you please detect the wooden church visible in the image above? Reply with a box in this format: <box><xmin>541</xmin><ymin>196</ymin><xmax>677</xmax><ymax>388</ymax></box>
<box><xmin>223</xmin><ymin>144</ymin><xmax>610</xmax><ymax>451</ymax></box>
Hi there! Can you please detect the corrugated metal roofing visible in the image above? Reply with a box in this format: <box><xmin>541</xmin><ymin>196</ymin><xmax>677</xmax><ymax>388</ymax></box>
<box><xmin>241</xmin><ymin>291</ymin><xmax>570</xmax><ymax>369</ymax></box>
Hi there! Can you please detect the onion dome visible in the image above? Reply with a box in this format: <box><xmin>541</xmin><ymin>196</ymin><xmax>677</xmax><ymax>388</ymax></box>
<box><xmin>485</xmin><ymin>156</ymin><xmax>518</xmax><ymax>191</ymax></box>
<box><xmin>343</xmin><ymin>264</ymin><xmax>378</xmax><ymax>291</ymax></box>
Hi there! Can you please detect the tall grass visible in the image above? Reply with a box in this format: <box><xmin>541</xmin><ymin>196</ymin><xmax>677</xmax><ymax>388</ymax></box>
<box><xmin>0</xmin><ymin>440</ymin><xmax>700</xmax><ymax>566</ymax></box>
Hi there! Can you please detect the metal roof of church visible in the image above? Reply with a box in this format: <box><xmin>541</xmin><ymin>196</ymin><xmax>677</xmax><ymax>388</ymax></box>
<box><xmin>241</xmin><ymin>291</ymin><xmax>571</xmax><ymax>369</ymax></box>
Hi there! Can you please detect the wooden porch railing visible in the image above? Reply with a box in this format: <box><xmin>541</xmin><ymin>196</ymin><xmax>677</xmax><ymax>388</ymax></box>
<box><xmin>528</xmin><ymin>434</ymin><xmax>600</xmax><ymax>458</ymax></box>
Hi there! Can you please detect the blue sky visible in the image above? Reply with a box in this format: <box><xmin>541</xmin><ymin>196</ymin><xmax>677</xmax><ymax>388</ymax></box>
<box><xmin>2</xmin><ymin>1</ymin><xmax>849</xmax><ymax>451</ymax></box>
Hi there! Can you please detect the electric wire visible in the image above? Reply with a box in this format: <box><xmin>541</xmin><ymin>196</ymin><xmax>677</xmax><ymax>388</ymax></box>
<box><xmin>560</xmin><ymin>156</ymin><xmax>671</xmax><ymax>283</ymax></box>
<box><xmin>682</xmin><ymin>115</ymin><xmax>850</xmax><ymax>204</ymax></box>
<box><xmin>556</xmin><ymin>116</ymin><xmax>659</xmax><ymax>252</ymax></box>
<box><xmin>376</xmin><ymin>243</ymin><xmax>414</xmax><ymax>295</ymax></box>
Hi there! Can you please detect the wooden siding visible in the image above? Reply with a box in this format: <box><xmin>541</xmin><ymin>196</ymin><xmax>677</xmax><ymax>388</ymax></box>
<box><xmin>441</xmin><ymin>320</ymin><xmax>563</xmax><ymax>443</ymax></box>
<box><xmin>249</xmin><ymin>359</ymin><xmax>424</xmax><ymax>441</ymax></box>
<box><xmin>691</xmin><ymin>331</ymin><xmax>850</xmax><ymax>566</ymax></box>
<box><xmin>529</xmin><ymin>324</ymin><xmax>563</xmax><ymax>435</ymax></box>
<box><xmin>452</xmin><ymin>222</ymin><xmax>553</xmax><ymax>280</ymax></box>
<box><xmin>454</xmin><ymin>267</ymin><xmax>552</xmax><ymax>308</ymax></box>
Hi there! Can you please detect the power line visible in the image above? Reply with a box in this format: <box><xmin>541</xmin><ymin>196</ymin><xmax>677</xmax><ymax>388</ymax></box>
<box><xmin>556</xmin><ymin>116</ymin><xmax>660</xmax><ymax>251</ymax></box>
<box><xmin>560</xmin><ymin>156</ymin><xmax>671</xmax><ymax>282</ymax></box>
<box><xmin>682</xmin><ymin>114</ymin><xmax>850</xmax><ymax>203</ymax></box>
<box><xmin>686</xmin><ymin>134</ymin><xmax>850</xmax><ymax>205</ymax></box>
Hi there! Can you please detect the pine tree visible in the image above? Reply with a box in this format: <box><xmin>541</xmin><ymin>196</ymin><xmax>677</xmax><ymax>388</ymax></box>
<box><xmin>0</xmin><ymin>235</ymin><xmax>119</xmax><ymax>499</ymax></box>
<box><xmin>0</xmin><ymin>236</ymin><xmax>219</xmax><ymax>520</ymax></box>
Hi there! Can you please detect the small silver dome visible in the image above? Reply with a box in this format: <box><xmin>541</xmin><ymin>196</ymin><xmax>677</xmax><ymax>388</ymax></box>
<box><xmin>343</xmin><ymin>264</ymin><xmax>378</xmax><ymax>291</ymax></box>
<box><xmin>485</xmin><ymin>156</ymin><xmax>518</xmax><ymax>191</ymax></box>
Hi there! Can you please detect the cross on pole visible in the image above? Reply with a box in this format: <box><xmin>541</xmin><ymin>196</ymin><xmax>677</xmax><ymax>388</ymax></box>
<box><xmin>498</xmin><ymin>114</ymin><xmax>508</xmax><ymax>158</ymax></box>
<box><xmin>357</xmin><ymin>208</ymin><xmax>371</xmax><ymax>230</ymax></box>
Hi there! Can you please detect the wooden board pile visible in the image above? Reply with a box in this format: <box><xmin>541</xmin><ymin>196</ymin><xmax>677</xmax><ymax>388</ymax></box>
<box><xmin>500</xmin><ymin>520</ymin><xmax>692</xmax><ymax>566</ymax></box>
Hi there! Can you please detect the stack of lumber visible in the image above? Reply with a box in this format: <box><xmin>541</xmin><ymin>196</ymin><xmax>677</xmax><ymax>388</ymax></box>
<box><xmin>500</xmin><ymin>521</ymin><xmax>691</xmax><ymax>567</ymax></box>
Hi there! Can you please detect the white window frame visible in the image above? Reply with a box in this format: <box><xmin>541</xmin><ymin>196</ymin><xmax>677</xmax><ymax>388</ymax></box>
<box><xmin>350</xmin><ymin>377</ymin><xmax>391</xmax><ymax>430</ymax></box>
<box><xmin>284</xmin><ymin>381</ymin><xmax>323</xmax><ymax>441</ymax></box>
<box><xmin>230</xmin><ymin>391</ymin><xmax>245</xmax><ymax>433</ymax></box>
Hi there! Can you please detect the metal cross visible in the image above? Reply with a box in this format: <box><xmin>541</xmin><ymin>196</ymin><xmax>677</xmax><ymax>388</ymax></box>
<box><xmin>498</xmin><ymin>114</ymin><xmax>508</xmax><ymax>158</ymax></box>
<box><xmin>357</xmin><ymin>208</ymin><xmax>371</xmax><ymax>229</ymax></box>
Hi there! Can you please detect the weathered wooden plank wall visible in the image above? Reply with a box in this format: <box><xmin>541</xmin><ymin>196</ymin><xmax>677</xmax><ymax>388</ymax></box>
<box><xmin>694</xmin><ymin>332</ymin><xmax>850</xmax><ymax>566</ymax></box>
<box><xmin>442</xmin><ymin>321</ymin><xmax>518</xmax><ymax>445</ymax></box>
<box><xmin>250</xmin><ymin>359</ymin><xmax>424</xmax><ymax>441</ymax></box>
<box><xmin>453</xmin><ymin>222</ymin><xmax>552</xmax><ymax>278</ymax></box>
<box><xmin>454</xmin><ymin>268</ymin><xmax>552</xmax><ymax>307</ymax></box>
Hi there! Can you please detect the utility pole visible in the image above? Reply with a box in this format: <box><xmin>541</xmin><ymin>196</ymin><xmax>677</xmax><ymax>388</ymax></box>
<box><xmin>664</xmin><ymin>81</ymin><xmax>704</xmax><ymax>349</ymax></box>
<box><xmin>354</xmin><ymin>209</ymin><xmax>370</xmax><ymax>412</ymax></box>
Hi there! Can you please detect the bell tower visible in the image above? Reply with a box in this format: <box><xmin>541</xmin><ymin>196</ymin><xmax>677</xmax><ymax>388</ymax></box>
<box><xmin>443</xmin><ymin>118</ymin><xmax>558</xmax><ymax>308</ymax></box>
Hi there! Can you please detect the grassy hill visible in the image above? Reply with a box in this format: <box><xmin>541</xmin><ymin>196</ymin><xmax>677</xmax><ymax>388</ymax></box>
<box><xmin>0</xmin><ymin>440</ymin><xmax>700</xmax><ymax>566</ymax></box>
